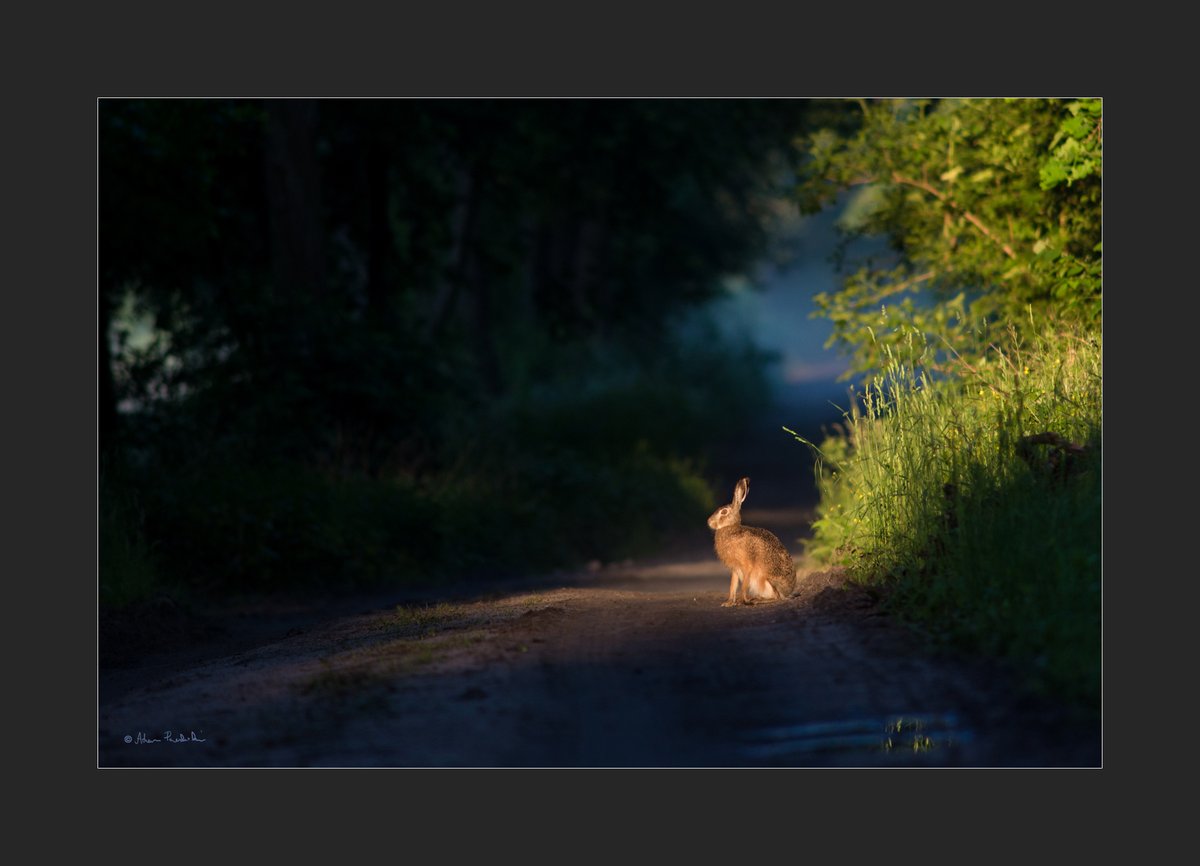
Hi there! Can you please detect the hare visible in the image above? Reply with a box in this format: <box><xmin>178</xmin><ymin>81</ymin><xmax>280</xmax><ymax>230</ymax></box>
<box><xmin>707</xmin><ymin>477</ymin><xmax>796</xmax><ymax>606</ymax></box>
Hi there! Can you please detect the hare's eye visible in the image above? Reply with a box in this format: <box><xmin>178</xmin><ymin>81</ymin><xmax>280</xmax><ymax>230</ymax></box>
<box><xmin>720</xmin><ymin>508</ymin><xmax>729</xmax><ymax>515</ymax></box>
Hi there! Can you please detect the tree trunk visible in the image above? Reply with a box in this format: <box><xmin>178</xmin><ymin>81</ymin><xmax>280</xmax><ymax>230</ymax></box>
<box><xmin>365</xmin><ymin>134</ymin><xmax>391</xmax><ymax>323</ymax></box>
<box><xmin>424</xmin><ymin>165</ymin><xmax>478</xmax><ymax>340</ymax></box>
<box><xmin>468</xmin><ymin>253</ymin><xmax>504</xmax><ymax>395</ymax></box>
<box><xmin>263</xmin><ymin>100</ymin><xmax>326</xmax><ymax>352</ymax></box>
<box><xmin>570</xmin><ymin>217</ymin><xmax>605</xmax><ymax>328</ymax></box>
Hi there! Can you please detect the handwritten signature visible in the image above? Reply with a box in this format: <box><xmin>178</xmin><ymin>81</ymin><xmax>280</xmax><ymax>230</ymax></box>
<box><xmin>124</xmin><ymin>730</ymin><xmax>207</xmax><ymax>745</ymax></box>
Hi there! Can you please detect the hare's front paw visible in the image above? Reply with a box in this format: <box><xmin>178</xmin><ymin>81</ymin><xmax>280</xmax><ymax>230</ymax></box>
<box><xmin>721</xmin><ymin>599</ymin><xmax>739</xmax><ymax>607</ymax></box>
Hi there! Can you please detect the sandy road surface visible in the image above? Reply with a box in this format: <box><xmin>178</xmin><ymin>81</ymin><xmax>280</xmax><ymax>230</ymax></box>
<box><xmin>98</xmin><ymin>506</ymin><xmax>1099</xmax><ymax>768</ymax></box>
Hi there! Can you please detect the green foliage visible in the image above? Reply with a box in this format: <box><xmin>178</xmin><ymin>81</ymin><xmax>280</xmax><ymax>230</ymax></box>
<box><xmin>99</xmin><ymin>100</ymin><xmax>797</xmax><ymax>599</ymax></box>
<box><xmin>797</xmin><ymin>98</ymin><xmax>1102</xmax><ymax>376</ymax></box>
<box><xmin>141</xmin><ymin>463</ymin><xmax>438</xmax><ymax>591</ymax></box>
<box><xmin>101</xmin><ymin>99</ymin><xmax>805</xmax><ymax>428</ymax></box>
<box><xmin>793</xmin><ymin>327</ymin><xmax>1101</xmax><ymax>706</ymax></box>
<box><xmin>431</xmin><ymin>443</ymin><xmax>713</xmax><ymax>573</ymax></box>
<box><xmin>1039</xmin><ymin>99</ymin><xmax>1103</xmax><ymax>190</ymax></box>
<box><xmin>118</xmin><ymin>318</ymin><xmax>740</xmax><ymax>593</ymax></box>
<box><xmin>130</xmin><ymin>409</ymin><xmax>716</xmax><ymax>592</ymax></box>
<box><xmin>792</xmin><ymin>98</ymin><xmax>1102</xmax><ymax>708</ymax></box>
<box><xmin>500</xmin><ymin>314</ymin><xmax>774</xmax><ymax>459</ymax></box>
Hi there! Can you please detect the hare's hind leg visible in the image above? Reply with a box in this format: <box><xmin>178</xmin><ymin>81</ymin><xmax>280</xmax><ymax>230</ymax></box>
<box><xmin>722</xmin><ymin>568</ymin><xmax>743</xmax><ymax>607</ymax></box>
<box><xmin>745</xmin><ymin>571</ymin><xmax>781</xmax><ymax>603</ymax></box>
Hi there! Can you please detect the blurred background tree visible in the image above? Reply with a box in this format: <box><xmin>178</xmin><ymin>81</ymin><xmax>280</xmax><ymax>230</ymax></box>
<box><xmin>99</xmin><ymin>98</ymin><xmax>813</xmax><ymax>601</ymax></box>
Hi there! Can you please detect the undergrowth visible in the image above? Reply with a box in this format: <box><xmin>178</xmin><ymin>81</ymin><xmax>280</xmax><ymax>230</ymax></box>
<box><xmin>99</xmin><ymin>331</ymin><xmax>740</xmax><ymax>605</ymax></box>
<box><xmin>792</xmin><ymin>325</ymin><xmax>1101</xmax><ymax>707</ymax></box>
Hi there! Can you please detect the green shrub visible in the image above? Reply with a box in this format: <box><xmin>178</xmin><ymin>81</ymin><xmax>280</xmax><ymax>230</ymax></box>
<box><xmin>795</xmin><ymin>326</ymin><xmax>1101</xmax><ymax>706</ymax></box>
<box><xmin>430</xmin><ymin>438</ymin><xmax>714</xmax><ymax>574</ymax></box>
<box><xmin>131</xmin><ymin>393</ymin><xmax>720</xmax><ymax>593</ymax></box>
<box><xmin>143</xmin><ymin>463</ymin><xmax>436</xmax><ymax>590</ymax></box>
<box><xmin>109</xmin><ymin>319</ymin><xmax>762</xmax><ymax>597</ymax></box>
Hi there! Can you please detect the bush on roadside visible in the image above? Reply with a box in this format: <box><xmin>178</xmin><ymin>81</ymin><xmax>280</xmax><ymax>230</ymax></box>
<box><xmin>795</xmin><ymin>325</ymin><xmax>1101</xmax><ymax>706</ymax></box>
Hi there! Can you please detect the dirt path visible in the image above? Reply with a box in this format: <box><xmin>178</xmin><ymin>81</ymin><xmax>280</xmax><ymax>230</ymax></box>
<box><xmin>97</xmin><ymin>505</ymin><xmax>1099</xmax><ymax>767</ymax></box>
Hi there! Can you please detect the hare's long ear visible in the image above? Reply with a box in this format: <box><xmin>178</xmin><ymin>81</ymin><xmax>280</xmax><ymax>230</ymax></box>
<box><xmin>734</xmin><ymin>477</ymin><xmax>750</xmax><ymax>508</ymax></box>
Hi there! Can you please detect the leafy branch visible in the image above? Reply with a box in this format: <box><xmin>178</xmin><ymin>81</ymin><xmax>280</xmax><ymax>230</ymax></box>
<box><xmin>796</xmin><ymin>98</ymin><xmax>1101</xmax><ymax>375</ymax></box>
<box><xmin>889</xmin><ymin>173</ymin><xmax>1015</xmax><ymax>259</ymax></box>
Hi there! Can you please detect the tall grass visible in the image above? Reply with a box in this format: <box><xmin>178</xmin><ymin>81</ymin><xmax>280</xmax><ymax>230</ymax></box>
<box><xmin>794</xmin><ymin>327</ymin><xmax>1101</xmax><ymax>707</ymax></box>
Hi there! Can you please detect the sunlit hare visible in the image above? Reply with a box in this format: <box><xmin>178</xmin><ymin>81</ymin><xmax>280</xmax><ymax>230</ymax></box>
<box><xmin>707</xmin><ymin>477</ymin><xmax>796</xmax><ymax>606</ymax></box>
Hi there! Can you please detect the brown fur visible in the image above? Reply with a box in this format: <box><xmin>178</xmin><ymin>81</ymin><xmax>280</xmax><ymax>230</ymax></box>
<box><xmin>707</xmin><ymin>477</ymin><xmax>796</xmax><ymax>606</ymax></box>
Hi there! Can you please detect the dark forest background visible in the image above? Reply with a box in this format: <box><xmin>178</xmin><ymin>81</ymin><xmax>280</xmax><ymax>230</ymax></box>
<box><xmin>100</xmin><ymin>99</ymin><xmax>829</xmax><ymax>604</ymax></box>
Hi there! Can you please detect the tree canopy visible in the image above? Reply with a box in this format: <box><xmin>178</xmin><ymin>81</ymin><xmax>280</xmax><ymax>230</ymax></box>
<box><xmin>100</xmin><ymin>99</ymin><xmax>821</xmax><ymax>596</ymax></box>
<box><xmin>100</xmin><ymin>99</ymin><xmax>808</xmax><ymax>464</ymax></box>
<box><xmin>795</xmin><ymin>97</ymin><xmax>1102</xmax><ymax>375</ymax></box>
